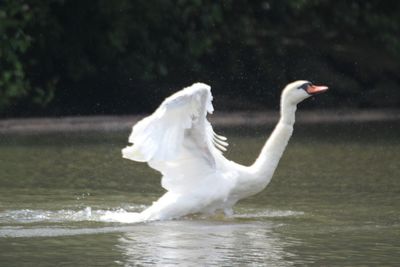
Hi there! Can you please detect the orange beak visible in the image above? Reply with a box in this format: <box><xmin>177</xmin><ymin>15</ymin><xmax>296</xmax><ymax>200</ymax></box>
<box><xmin>306</xmin><ymin>84</ymin><xmax>329</xmax><ymax>95</ymax></box>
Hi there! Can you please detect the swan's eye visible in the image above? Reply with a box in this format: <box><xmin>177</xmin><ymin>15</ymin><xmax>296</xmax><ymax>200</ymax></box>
<box><xmin>298</xmin><ymin>82</ymin><xmax>312</xmax><ymax>90</ymax></box>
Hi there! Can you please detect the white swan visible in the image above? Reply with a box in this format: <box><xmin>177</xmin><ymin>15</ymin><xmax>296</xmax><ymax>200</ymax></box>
<box><xmin>120</xmin><ymin>80</ymin><xmax>328</xmax><ymax>222</ymax></box>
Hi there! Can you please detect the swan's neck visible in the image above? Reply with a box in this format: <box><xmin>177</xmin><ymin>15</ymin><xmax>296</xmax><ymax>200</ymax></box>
<box><xmin>251</xmin><ymin>99</ymin><xmax>297</xmax><ymax>183</ymax></box>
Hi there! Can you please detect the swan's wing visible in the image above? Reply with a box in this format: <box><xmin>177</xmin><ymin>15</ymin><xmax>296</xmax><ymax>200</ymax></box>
<box><xmin>122</xmin><ymin>83</ymin><xmax>229</xmax><ymax>192</ymax></box>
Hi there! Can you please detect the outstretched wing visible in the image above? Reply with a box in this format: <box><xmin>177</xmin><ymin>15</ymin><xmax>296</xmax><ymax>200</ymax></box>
<box><xmin>122</xmin><ymin>83</ymin><xmax>229</xmax><ymax>192</ymax></box>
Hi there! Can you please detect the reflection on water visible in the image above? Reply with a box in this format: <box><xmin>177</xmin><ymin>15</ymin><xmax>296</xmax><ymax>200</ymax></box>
<box><xmin>117</xmin><ymin>220</ymin><xmax>296</xmax><ymax>266</ymax></box>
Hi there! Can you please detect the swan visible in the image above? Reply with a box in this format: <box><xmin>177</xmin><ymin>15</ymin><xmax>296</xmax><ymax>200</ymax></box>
<box><xmin>119</xmin><ymin>80</ymin><xmax>328</xmax><ymax>222</ymax></box>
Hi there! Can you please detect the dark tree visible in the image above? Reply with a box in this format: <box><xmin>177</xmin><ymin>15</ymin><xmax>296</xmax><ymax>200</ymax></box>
<box><xmin>1</xmin><ymin>0</ymin><xmax>399</xmax><ymax>117</ymax></box>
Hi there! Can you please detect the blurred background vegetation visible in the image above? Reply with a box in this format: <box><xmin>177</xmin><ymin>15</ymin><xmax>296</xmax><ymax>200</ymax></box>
<box><xmin>0</xmin><ymin>0</ymin><xmax>399</xmax><ymax>117</ymax></box>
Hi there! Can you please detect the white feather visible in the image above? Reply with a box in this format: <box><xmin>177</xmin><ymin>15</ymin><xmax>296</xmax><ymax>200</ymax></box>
<box><xmin>110</xmin><ymin>80</ymin><xmax>322</xmax><ymax>222</ymax></box>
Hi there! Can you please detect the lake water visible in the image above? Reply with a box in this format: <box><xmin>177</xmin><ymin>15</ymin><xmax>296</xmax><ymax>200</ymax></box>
<box><xmin>0</xmin><ymin>122</ymin><xmax>399</xmax><ymax>266</ymax></box>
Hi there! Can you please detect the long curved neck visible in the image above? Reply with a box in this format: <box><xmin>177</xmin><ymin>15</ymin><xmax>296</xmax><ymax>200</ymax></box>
<box><xmin>251</xmin><ymin>98</ymin><xmax>297</xmax><ymax>182</ymax></box>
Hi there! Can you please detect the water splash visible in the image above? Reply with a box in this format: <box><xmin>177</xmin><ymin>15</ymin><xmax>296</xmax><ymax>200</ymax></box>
<box><xmin>234</xmin><ymin>209</ymin><xmax>304</xmax><ymax>219</ymax></box>
<box><xmin>0</xmin><ymin>207</ymin><xmax>89</xmax><ymax>223</ymax></box>
<box><xmin>0</xmin><ymin>207</ymin><xmax>304</xmax><ymax>225</ymax></box>
<box><xmin>101</xmin><ymin>209</ymin><xmax>143</xmax><ymax>223</ymax></box>
<box><xmin>0</xmin><ymin>207</ymin><xmax>305</xmax><ymax>238</ymax></box>
<box><xmin>0</xmin><ymin>206</ymin><xmax>146</xmax><ymax>224</ymax></box>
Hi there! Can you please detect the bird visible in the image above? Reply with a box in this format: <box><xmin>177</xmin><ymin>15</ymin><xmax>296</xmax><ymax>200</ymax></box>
<box><xmin>118</xmin><ymin>81</ymin><xmax>328</xmax><ymax>222</ymax></box>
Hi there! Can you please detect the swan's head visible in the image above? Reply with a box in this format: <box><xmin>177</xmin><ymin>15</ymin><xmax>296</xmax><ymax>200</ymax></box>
<box><xmin>282</xmin><ymin>80</ymin><xmax>328</xmax><ymax>105</ymax></box>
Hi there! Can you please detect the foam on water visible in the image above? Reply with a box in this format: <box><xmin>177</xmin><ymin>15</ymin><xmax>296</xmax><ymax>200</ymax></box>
<box><xmin>0</xmin><ymin>207</ymin><xmax>94</xmax><ymax>223</ymax></box>
<box><xmin>0</xmin><ymin>207</ymin><xmax>304</xmax><ymax>225</ymax></box>
<box><xmin>0</xmin><ymin>206</ymin><xmax>147</xmax><ymax>224</ymax></box>
<box><xmin>234</xmin><ymin>209</ymin><xmax>304</xmax><ymax>218</ymax></box>
<box><xmin>0</xmin><ymin>207</ymin><xmax>304</xmax><ymax>237</ymax></box>
<box><xmin>0</xmin><ymin>225</ymin><xmax>138</xmax><ymax>238</ymax></box>
<box><xmin>0</xmin><ymin>207</ymin><xmax>148</xmax><ymax>237</ymax></box>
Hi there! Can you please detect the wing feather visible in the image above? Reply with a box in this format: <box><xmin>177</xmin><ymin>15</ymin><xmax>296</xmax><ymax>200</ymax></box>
<box><xmin>122</xmin><ymin>83</ymin><xmax>229</xmax><ymax>192</ymax></box>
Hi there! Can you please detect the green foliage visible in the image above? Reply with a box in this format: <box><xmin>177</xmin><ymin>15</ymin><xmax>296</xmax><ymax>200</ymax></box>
<box><xmin>0</xmin><ymin>0</ymin><xmax>399</xmax><ymax>116</ymax></box>
<box><xmin>0</xmin><ymin>0</ymin><xmax>58</xmax><ymax>113</ymax></box>
<box><xmin>0</xmin><ymin>0</ymin><xmax>32</xmax><ymax>111</ymax></box>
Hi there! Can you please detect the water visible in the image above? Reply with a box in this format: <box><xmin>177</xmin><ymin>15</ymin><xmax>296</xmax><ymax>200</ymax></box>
<box><xmin>1</xmin><ymin>122</ymin><xmax>399</xmax><ymax>266</ymax></box>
